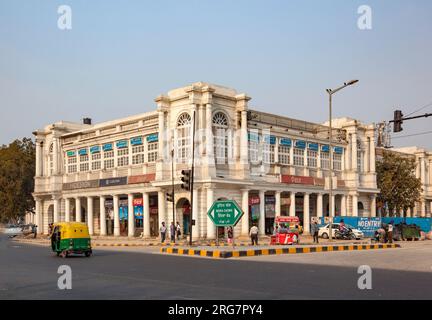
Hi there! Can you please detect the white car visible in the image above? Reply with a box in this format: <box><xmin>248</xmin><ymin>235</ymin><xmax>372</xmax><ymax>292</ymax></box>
<box><xmin>3</xmin><ymin>224</ymin><xmax>24</xmax><ymax>238</ymax></box>
<box><xmin>318</xmin><ymin>223</ymin><xmax>364</xmax><ymax>240</ymax></box>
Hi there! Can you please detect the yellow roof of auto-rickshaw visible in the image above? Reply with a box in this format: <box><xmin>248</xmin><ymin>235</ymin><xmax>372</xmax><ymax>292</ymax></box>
<box><xmin>52</xmin><ymin>222</ymin><xmax>90</xmax><ymax>239</ymax></box>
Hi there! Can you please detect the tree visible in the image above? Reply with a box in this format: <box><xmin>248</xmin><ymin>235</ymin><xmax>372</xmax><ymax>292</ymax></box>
<box><xmin>376</xmin><ymin>150</ymin><xmax>422</xmax><ymax>216</ymax></box>
<box><xmin>0</xmin><ymin>138</ymin><xmax>35</xmax><ymax>223</ymax></box>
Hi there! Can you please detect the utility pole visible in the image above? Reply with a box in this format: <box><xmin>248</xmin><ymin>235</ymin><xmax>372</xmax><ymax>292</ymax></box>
<box><xmin>189</xmin><ymin>110</ymin><xmax>196</xmax><ymax>246</ymax></box>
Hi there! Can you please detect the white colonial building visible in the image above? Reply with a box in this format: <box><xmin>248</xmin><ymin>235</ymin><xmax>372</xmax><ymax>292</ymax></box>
<box><xmin>32</xmin><ymin>82</ymin><xmax>379</xmax><ymax>238</ymax></box>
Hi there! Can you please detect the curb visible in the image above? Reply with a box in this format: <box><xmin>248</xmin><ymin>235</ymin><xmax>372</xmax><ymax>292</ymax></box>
<box><xmin>160</xmin><ymin>243</ymin><xmax>401</xmax><ymax>259</ymax></box>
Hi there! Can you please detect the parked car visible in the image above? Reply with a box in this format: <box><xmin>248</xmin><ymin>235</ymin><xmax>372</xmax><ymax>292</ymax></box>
<box><xmin>3</xmin><ymin>224</ymin><xmax>24</xmax><ymax>238</ymax></box>
<box><xmin>318</xmin><ymin>223</ymin><xmax>364</xmax><ymax>240</ymax></box>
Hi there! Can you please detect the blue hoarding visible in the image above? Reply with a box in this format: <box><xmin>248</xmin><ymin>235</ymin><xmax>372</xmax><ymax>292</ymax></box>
<box><xmin>146</xmin><ymin>133</ymin><xmax>158</xmax><ymax>143</ymax></box>
<box><xmin>280</xmin><ymin>138</ymin><xmax>292</xmax><ymax>146</ymax></box>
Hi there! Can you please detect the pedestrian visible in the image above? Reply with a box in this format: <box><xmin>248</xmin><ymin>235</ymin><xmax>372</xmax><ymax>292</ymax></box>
<box><xmin>311</xmin><ymin>221</ymin><xmax>319</xmax><ymax>244</ymax></box>
<box><xmin>227</xmin><ymin>226</ymin><xmax>233</xmax><ymax>245</ymax></box>
<box><xmin>388</xmin><ymin>221</ymin><xmax>394</xmax><ymax>243</ymax></box>
<box><xmin>160</xmin><ymin>222</ymin><xmax>167</xmax><ymax>243</ymax></box>
<box><xmin>32</xmin><ymin>224</ymin><xmax>38</xmax><ymax>239</ymax></box>
<box><xmin>250</xmin><ymin>224</ymin><xmax>259</xmax><ymax>245</ymax></box>
<box><xmin>170</xmin><ymin>222</ymin><xmax>175</xmax><ymax>242</ymax></box>
<box><xmin>176</xmin><ymin>222</ymin><xmax>181</xmax><ymax>240</ymax></box>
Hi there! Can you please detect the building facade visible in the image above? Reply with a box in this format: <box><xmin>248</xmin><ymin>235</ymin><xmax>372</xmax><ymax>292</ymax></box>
<box><xmin>32</xmin><ymin>82</ymin><xmax>379</xmax><ymax>238</ymax></box>
<box><xmin>377</xmin><ymin>146</ymin><xmax>432</xmax><ymax>217</ymax></box>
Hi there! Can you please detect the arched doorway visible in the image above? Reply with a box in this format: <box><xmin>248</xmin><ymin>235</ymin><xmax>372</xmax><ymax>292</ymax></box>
<box><xmin>358</xmin><ymin>202</ymin><xmax>365</xmax><ymax>217</ymax></box>
<box><xmin>47</xmin><ymin>205</ymin><xmax>54</xmax><ymax>224</ymax></box>
<box><xmin>176</xmin><ymin>198</ymin><xmax>190</xmax><ymax>236</ymax></box>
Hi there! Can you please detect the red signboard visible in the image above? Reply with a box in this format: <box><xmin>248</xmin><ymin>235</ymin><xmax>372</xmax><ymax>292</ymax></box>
<box><xmin>249</xmin><ymin>196</ymin><xmax>260</xmax><ymax>206</ymax></box>
<box><xmin>128</xmin><ymin>174</ymin><xmax>156</xmax><ymax>184</ymax></box>
<box><xmin>133</xmin><ymin>198</ymin><xmax>143</xmax><ymax>206</ymax></box>
<box><xmin>280</xmin><ymin>175</ymin><xmax>314</xmax><ymax>185</ymax></box>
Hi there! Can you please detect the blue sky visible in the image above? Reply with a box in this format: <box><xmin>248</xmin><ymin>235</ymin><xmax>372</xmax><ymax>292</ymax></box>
<box><xmin>1</xmin><ymin>0</ymin><xmax>432</xmax><ymax>148</ymax></box>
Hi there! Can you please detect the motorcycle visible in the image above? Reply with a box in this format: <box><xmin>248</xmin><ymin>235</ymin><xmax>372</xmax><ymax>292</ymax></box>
<box><xmin>335</xmin><ymin>227</ymin><xmax>356</xmax><ymax>240</ymax></box>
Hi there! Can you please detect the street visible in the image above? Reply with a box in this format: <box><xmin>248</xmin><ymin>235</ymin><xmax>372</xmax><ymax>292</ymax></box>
<box><xmin>1</xmin><ymin>234</ymin><xmax>431</xmax><ymax>300</ymax></box>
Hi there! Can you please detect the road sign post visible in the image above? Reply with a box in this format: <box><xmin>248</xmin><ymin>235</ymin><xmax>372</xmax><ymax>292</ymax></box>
<box><xmin>207</xmin><ymin>200</ymin><xmax>243</xmax><ymax>246</ymax></box>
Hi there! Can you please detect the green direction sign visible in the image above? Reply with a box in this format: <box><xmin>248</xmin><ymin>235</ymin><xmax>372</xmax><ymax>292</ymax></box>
<box><xmin>207</xmin><ymin>200</ymin><xmax>243</xmax><ymax>227</ymax></box>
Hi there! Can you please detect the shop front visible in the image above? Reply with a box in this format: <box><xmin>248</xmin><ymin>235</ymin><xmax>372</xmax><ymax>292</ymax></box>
<box><xmin>265</xmin><ymin>195</ymin><xmax>276</xmax><ymax>234</ymax></box>
<box><xmin>133</xmin><ymin>198</ymin><xmax>143</xmax><ymax>236</ymax></box>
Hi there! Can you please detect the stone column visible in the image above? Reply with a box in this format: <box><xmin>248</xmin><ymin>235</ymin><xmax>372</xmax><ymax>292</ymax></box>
<box><xmin>35</xmin><ymin>140</ymin><xmax>42</xmax><ymax>176</ymax></box>
<box><xmin>158</xmin><ymin>191</ymin><xmax>166</xmax><ymax>228</ymax></box>
<box><xmin>341</xmin><ymin>195</ymin><xmax>346</xmax><ymax>216</ymax></box>
<box><xmin>351</xmin><ymin>132</ymin><xmax>358</xmax><ymax>171</ymax></box>
<box><xmin>75</xmin><ymin>197</ymin><xmax>82</xmax><ymax>222</ymax></box>
<box><xmin>99</xmin><ymin>196</ymin><xmax>107</xmax><ymax>236</ymax></box>
<box><xmin>371</xmin><ymin>195</ymin><xmax>377</xmax><ymax>217</ymax></box>
<box><xmin>421</xmin><ymin>157</ymin><xmax>426</xmax><ymax>185</ymax></box>
<box><xmin>35</xmin><ymin>198</ymin><xmax>43</xmax><ymax>233</ymax></box>
<box><xmin>407</xmin><ymin>207</ymin><xmax>411</xmax><ymax>218</ymax></box>
<box><xmin>241</xmin><ymin>189</ymin><xmax>249</xmax><ymax>236</ymax></box>
<box><xmin>205</xmin><ymin>104</ymin><xmax>214</xmax><ymax>160</ymax></box>
<box><xmin>143</xmin><ymin>192</ymin><xmax>150</xmax><ymax>238</ymax></box>
<box><xmin>192</xmin><ymin>189</ymin><xmax>199</xmax><ymax>239</ymax></box>
<box><xmin>65</xmin><ymin>198</ymin><xmax>71</xmax><ymax>222</ymax></box>
<box><xmin>128</xmin><ymin>194</ymin><xmax>135</xmax><ymax>237</ymax></box>
<box><xmin>87</xmin><ymin>197</ymin><xmax>94</xmax><ymax>235</ymax></box>
<box><xmin>240</xmin><ymin>111</ymin><xmax>248</xmax><ymax>164</ymax></box>
<box><xmin>290</xmin><ymin>192</ymin><xmax>296</xmax><ymax>216</ymax></box>
<box><xmin>421</xmin><ymin>200</ymin><xmax>426</xmax><ymax>217</ymax></box>
<box><xmin>206</xmin><ymin>188</ymin><xmax>215</xmax><ymax>239</ymax></box>
<box><xmin>53</xmin><ymin>197</ymin><xmax>60</xmax><ymax>223</ymax></box>
<box><xmin>113</xmin><ymin>195</ymin><xmax>120</xmax><ymax>237</ymax></box>
<box><xmin>275</xmin><ymin>191</ymin><xmax>281</xmax><ymax>217</ymax></box>
<box><xmin>317</xmin><ymin>193</ymin><xmax>323</xmax><ymax>218</ymax></box>
<box><xmin>352</xmin><ymin>195</ymin><xmax>358</xmax><ymax>217</ymax></box>
<box><xmin>429</xmin><ymin>201</ymin><xmax>432</xmax><ymax>218</ymax></box>
<box><xmin>52</xmin><ymin>137</ymin><xmax>59</xmax><ymax>175</ymax></box>
<box><xmin>369</xmin><ymin>135</ymin><xmax>376</xmax><ymax>172</ymax></box>
<box><xmin>158</xmin><ymin>110</ymin><xmax>165</xmax><ymax>160</ymax></box>
<box><xmin>365</xmin><ymin>137</ymin><xmax>370</xmax><ymax>172</ymax></box>
<box><xmin>303</xmin><ymin>193</ymin><xmax>310</xmax><ymax>234</ymax></box>
<box><xmin>330</xmin><ymin>195</ymin><xmax>336</xmax><ymax>217</ymax></box>
<box><xmin>259</xmin><ymin>190</ymin><xmax>265</xmax><ymax>236</ymax></box>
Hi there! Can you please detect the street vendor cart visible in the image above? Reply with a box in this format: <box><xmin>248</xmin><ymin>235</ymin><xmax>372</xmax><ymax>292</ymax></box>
<box><xmin>270</xmin><ymin>216</ymin><xmax>301</xmax><ymax>245</ymax></box>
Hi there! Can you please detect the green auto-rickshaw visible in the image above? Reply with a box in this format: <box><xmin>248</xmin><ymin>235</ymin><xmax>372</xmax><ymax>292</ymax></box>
<box><xmin>50</xmin><ymin>222</ymin><xmax>92</xmax><ymax>258</ymax></box>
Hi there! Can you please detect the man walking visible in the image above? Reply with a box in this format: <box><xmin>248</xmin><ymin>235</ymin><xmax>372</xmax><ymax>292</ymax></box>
<box><xmin>311</xmin><ymin>221</ymin><xmax>319</xmax><ymax>243</ymax></box>
<box><xmin>176</xmin><ymin>222</ymin><xmax>181</xmax><ymax>240</ymax></box>
<box><xmin>160</xmin><ymin>222</ymin><xmax>167</xmax><ymax>243</ymax></box>
<box><xmin>388</xmin><ymin>221</ymin><xmax>394</xmax><ymax>243</ymax></box>
<box><xmin>250</xmin><ymin>224</ymin><xmax>259</xmax><ymax>245</ymax></box>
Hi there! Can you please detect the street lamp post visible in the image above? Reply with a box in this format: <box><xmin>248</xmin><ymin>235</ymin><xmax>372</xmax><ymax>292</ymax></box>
<box><xmin>326</xmin><ymin>80</ymin><xmax>359</xmax><ymax>242</ymax></box>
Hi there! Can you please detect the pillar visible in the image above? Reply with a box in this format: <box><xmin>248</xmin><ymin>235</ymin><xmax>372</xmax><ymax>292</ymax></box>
<box><xmin>158</xmin><ymin>110</ymin><xmax>165</xmax><ymax>160</ymax></box>
<box><xmin>303</xmin><ymin>193</ymin><xmax>310</xmax><ymax>234</ymax></box>
<box><xmin>330</xmin><ymin>194</ymin><xmax>335</xmax><ymax>217</ymax></box>
<box><xmin>351</xmin><ymin>132</ymin><xmax>358</xmax><ymax>171</ymax></box>
<box><xmin>369</xmin><ymin>135</ymin><xmax>376</xmax><ymax>172</ymax></box>
<box><xmin>113</xmin><ymin>195</ymin><xmax>120</xmax><ymax>236</ymax></box>
<box><xmin>371</xmin><ymin>195</ymin><xmax>377</xmax><ymax>217</ymax></box>
<box><xmin>192</xmin><ymin>189</ymin><xmax>199</xmax><ymax>239</ymax></box>
<box><xmin>240</xmin><ymin>111</ymin><xmax>248</xmax><ymax>164</ymax></box>
<box><xmin>317</xmin><ymin>193</ymin><xmax>323</xmax><ymax>218</ymax></box>
<box><xmin>158</xmin><ymin>191</ymin><xmax>166</xmax><ymax>229</ymax></box>
<box><xmin>259</xmin><ymin>190</ymin><xmax>265</xmax><ymax>236</ymax></box>
<box><xmin>87</xmin><ymin>197</ymin><xmax>94</xmax><ymax>235</ymax></box>
<box><xmin>341</xmin><ymin>195</ymin><xmax>346</xmax><ymax>216</ymax></box>
<box><xmin>99</xmin><ymin>196</ymin><xmax>107</xmax><ymax>236</ymax></box>
<box><xmin>407</xmin><ymin>207</ymin><xmax>411</xmax><ymax>218</ymax></box>
<box><xmin>52</xmin><ymin>137</ymin><xmax>59</xmax><ymax>175</ymax></box>
<box><xmin>53</xmin><ymin>197</ymin><xmax>60</xmax><ymax>223</ymax></box>
<box><xmin>65</xmin><ymin>198</ymin><xmax>71</xmax><ymax>222</ymax></box>
<box><xmin>128</xmin><ymin>194</ymin><xmax>135</xmax><ymax>237</ymax></box>
<box><xmin>290</xmin><ymin>192</ymin><xmax>296</xmax><ymax>216</ymax></box>
<box><xmin>35</xmin><ymin>198</ymin><xmax>43</xmax><ymax>233</ymax></box>
<box><xmin>241</xmin><ymin>189</ymin><xmax>249</xmax><ymax>236</ymax></box>
<box><xmin>143</xmin><ymin>192</ymin><xmax>150</xmax><ymax>237</ymax></box>
<box><xmin>206</xmin><ymin>188</ymin><xmax>215</xmax><ymax>239</ymax></box>
<box><xmin>205</xmin><ymin>103</ymin><xmax>214</xmax><ymax>162</ymax></box>
<box><xmin>352</xmin><ymin>195</ymin><xmax>358</xmax><ymax>217</ymax></box>
<box><xmin>421</xmin><ymin>200</ymin><xmax>426</xmax><ymax>217</ymax></box>
<box><xmin>275</xmin><ymin>191</ymin><xmax>281</xmax><ymax>217</ymax></box>
<box><xmin>35</xmin><ymin>140</ymin><xmax>42</xmax><ymax>176</ymax></box>
<box><xmin>365</xmin><ymin>137</ymin><xmax>370</xmax><ymax>172</ymax></box>
<box><xmin>75</xmin><ymin>197</ymin><xmax>82</xmax><ymax>222</ymax></box>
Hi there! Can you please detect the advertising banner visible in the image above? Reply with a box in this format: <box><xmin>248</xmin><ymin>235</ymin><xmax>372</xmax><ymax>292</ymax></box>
<box><xmin>100</xmin><ymin>177</ymin><xmax>128</xmax><ymax>187</ymax></box>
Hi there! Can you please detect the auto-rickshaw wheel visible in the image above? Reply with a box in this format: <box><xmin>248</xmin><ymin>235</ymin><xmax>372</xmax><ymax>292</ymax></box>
<box><xmin>85</xmin><ymin>251</ymin><xmax>92</xmax><ymax>257</ymax></box>
<box><xmin>60</xmin><ymin>251</ymin><xmax>68</xmax><ymax>258</ymax></box>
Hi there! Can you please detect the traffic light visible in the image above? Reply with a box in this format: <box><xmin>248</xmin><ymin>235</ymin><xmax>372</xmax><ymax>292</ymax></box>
<box><xmin>166</xmin><ymin>192</ymin><xmax>173</xmax><ymax>202</ymax></box>
<box><xmin>181</xmin><ymin>169</ymin><xmax>191</xmax><ymax>191</ymax></box>
<box><xmin>393</xmin><ymin>110</ymin><xmax>403</xmax><ymax>133</ymax></box>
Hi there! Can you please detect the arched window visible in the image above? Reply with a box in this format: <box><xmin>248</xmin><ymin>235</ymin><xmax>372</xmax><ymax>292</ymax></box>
<box><xmin>358</xmin><ymin>201</ymin><xmax>365</xmax><ymax>216</ymax></box>
<box><xmin>176</xmin><ymin>113</ymin><xmax>192</xmax><ymax>162</ymax></box>
<box><xmin>212</xmin><ymin>112</ymin><xmax>229</xmax><ymax>164</ymax></box>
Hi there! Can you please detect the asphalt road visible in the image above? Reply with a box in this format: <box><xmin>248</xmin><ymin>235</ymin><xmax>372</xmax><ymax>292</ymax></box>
<box><xmin>1</xmin><ymin>234</ymin><xmax>431</xmax><ymax>300</ymax></box>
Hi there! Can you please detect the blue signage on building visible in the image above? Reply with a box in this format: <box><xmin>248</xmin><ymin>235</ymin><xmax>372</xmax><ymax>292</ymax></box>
<box><xmin>90</xmin><ymin>145</ymin><xmax>100</xmax><ymax>154</ymax></box>
<box><xmin>334</xmin><ymin>146</ymin><xmax>344</xmax><ymax>154</ymax></box>
<box><xmin>248</xmin><ymin>132</ymin><xmax>259</xmax><ymax>142</ymax></box>
<box><xmin>78</xmin><ymin>148</ymin><xmax>88</xmax><ymax>156</ymax></box>
<box><xmin>295</xmin><ymin>140</ymin><xmax>306</xmax><ymax>149</ymax></box>
<box><xmin>263</xmin><ymin>135</ymin><xmax>276</xmax><ymax>145</ymax></box>
<box><xmin>146</xmin><ymin>133</ymin><xmax>158</xmax><ymax>143</ymax></box>
<box><xmin>66</xmin><ymin>150</ymin><xmax>76</xmax><ymax>157</ymax></box>
<box><xmin>103</xmin><ymin>143</ymin><xmax>113</xmax><ymax>151</ymax></box>
<box><xmin>130</xmin><ymin>136</ymin><xmax>143</xmax><ymax>146</ymax></box>
<box><xmin>321</xmin><ymin>145</ymin><xmax>330</xmax><ymax>153</ymax></box>
<box><xmin>308</xmin><ymin>143</ymin><xmax>319</xmax><ymax>151</ymax></box>
<box><xmin>116</xmin><ymin>140</ymin><xmax>128</xmax><ymax>149</ymax></box>
<box><xmin>279</xmin><ymin>138</ymin><xmax>292</xmax><ymax>146</ymax></box>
